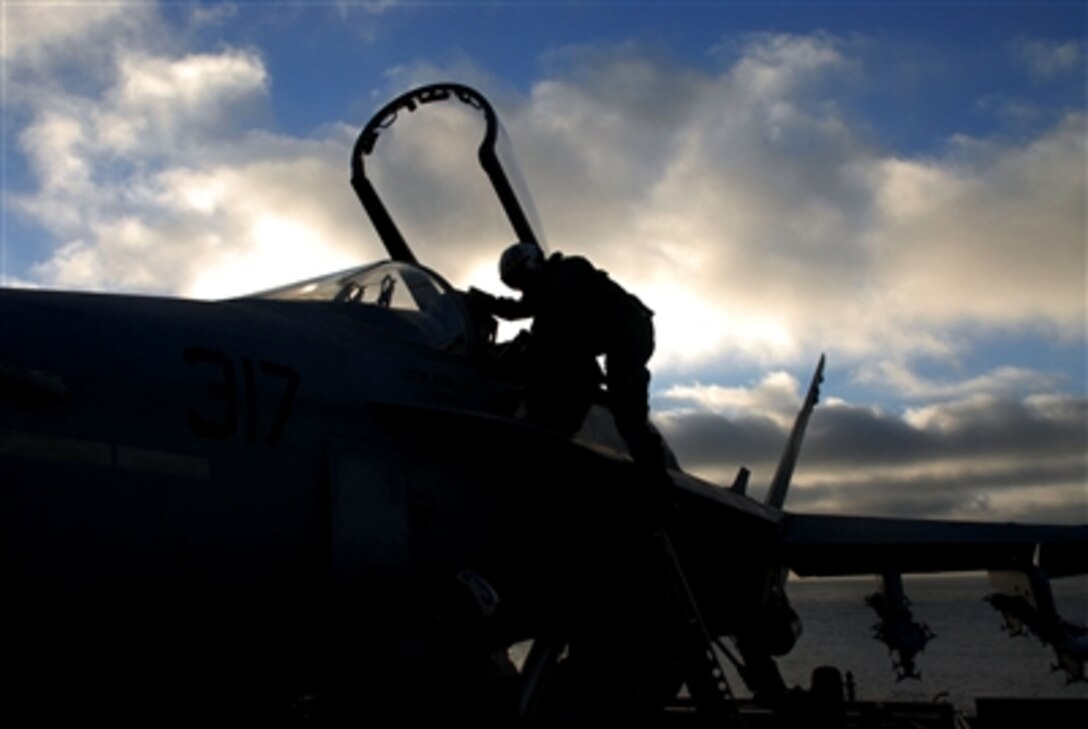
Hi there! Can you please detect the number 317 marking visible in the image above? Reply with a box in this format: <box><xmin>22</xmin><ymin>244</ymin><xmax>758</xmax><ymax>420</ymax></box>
<box><xmin>184</xmin><ymin>347</ymin><xmax>300</xmax><ymax>445</ymax></box>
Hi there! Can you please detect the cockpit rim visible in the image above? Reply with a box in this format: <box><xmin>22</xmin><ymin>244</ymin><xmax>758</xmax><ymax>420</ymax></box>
<box><xmin>237</xmin><ymin>260</ymin><xmax>487</xmax><ymax>358</ymax></box>
<box><xmin>236</xmin><ymin>259</ymin><xmax>455</xmax><ymax>303</ymax></box>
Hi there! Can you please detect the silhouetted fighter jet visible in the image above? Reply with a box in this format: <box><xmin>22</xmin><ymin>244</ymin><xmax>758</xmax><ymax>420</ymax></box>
<box><xmin>2</xmin><ymin>83</ymin><xmax>1084</xmax><ymax>725</ymax></box>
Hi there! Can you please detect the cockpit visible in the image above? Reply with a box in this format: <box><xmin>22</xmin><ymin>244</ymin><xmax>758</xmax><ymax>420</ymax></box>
<box><xmin>250</xmin><ymin>261</ymin><xmax>477</xmax><ymax>354</ymax></box>
<box><xmin>243</xmin><ymin>84</ymin><xmax>544</xmax><ymax>365</ymax></box>
<box><xmin>244</xmin><ymin>84</ymin><xmax>546</xmax><ymax>362</ymax></box>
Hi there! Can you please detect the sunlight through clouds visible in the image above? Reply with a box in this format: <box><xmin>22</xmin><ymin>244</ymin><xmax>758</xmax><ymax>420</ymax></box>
<box><xmin>187</xmin><ymin>214</ymin><xmax>355</xmax><ymax>299</ymax></box>
<box><xmin>11</xmin><ymin>24</ymin><xmax>1082</xmax><ymax>369</ymax></box>
<box><xmin>663</xmin><ymin>370</ymin><xmax>801</xmax><ymax>425</ymax></box>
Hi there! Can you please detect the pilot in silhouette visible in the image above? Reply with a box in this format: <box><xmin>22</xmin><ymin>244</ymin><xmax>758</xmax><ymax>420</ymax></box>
<box><xmin>470</xmin><ymin>242</ymin><xmax>667</xmax><ymax>475</ymax></box>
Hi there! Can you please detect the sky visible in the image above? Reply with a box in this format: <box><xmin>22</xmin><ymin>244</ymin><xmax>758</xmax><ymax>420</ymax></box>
<box><xmin>2</xmin><ymin>1</ymin><xmax>1085</xmax><ymax>524</ymax></box>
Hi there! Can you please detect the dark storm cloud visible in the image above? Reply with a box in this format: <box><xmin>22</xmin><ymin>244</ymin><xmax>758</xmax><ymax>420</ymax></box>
<box><xmin>658</xmin><ymin>393</ymin><xmax>1087</xmax><ymax>522</ymax></box>
<box><xmin>656</xmin><ymin>410</ymin><xmax>786</xmax><ymax>473</ymax></box>
<box><xmin>663</xmin><ymin>394</ymin><xmax>1085</xmax><ymax>471</ymax></box>
<box><xmin>807</xmin><ymin>397</ymin><xmax>1087</xmax><ymax>467</ymax></box>
<box><xmin>789</xmin><ymin>463</ymin><xmax>1086</xmax><ymax>522</ymax></box>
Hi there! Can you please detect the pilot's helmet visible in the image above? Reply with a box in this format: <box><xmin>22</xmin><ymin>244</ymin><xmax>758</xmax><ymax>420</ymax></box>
<box><xmin>499</xmin><ymin>241</ymin><xmax>543</xmax><ymax>291</ymax></box>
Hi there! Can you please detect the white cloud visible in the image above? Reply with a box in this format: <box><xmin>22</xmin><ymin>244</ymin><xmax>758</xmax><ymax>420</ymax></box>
<box><xmin>16</xmin><ymin>47</ymin><xmax>269</xmax><ymax>181</ymax></box>
<box><xmin>495</xmin><ymin>37</ymin><xmax>1084</xmax><ymax>374</ymax></box>
<box><xmin>12</xmin><ymin>38</ymin><xmax>367</xmax><ymax>296</ymax></box>
<box><xmin>663</xmin><ymin>370</ymin><xmax>803</xmax><ymax>426</ymax></box>
<box><xmin>863</xmin><ymin>113</ymin><xmax>1086</xmax><ymax>337</ymax></box>
<box><xmin>24</xmin><ymin>131</ymin><xmax>369</xmax><ymax>297</ymax></box>
<box><xmin>113</xmin><ymin>49</ymin><xmax>268</xmax><ymax>120</ymax></box>
<box><xmin>1014</xmin><ymin>38</ymin><xmax>1083</xmax><ymax>79</ymax></box>
<box><xmin>492</xmin><ymin>37</ymin><xmax>873</xmax><ymax>365</ymax></box>
<box><xmin>857</xmin><ymin>362</ymin><xmax>1063</xmax><ymax>402</ymax></box>
<box><xmin>17</xmin><ymin>110</ymin><xmax>92</xmax><ymax>196</ymax></box>
<box><xmin>1</xmin><ymin>2</ymin><xmax>148</xmax><ymax>63</ymax></box>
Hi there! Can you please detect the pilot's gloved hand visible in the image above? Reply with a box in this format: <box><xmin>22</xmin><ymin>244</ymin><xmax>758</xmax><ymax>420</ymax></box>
<box><xmin>466</xmin><ymin>287</ymin><xmax>498</xmax><ymax>312</ymax></box>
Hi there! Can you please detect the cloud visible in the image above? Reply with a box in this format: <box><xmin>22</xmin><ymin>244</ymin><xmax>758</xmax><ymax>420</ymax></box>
<box><xmin>11</xmin><ymin>29</ymin><xmax>1084</xmax><ymax>370</ymax></box>
<box><xmin>788</xmin><ymin>466</ymin><xmax>1087</xmax><ymax>524</ymax></box>
<box><xmin>856</xmin><ymin>362</ymin><xmax>1064</xmax><ymax>401</ymax></box>
<box><xmin>1</xmin><ymin>2</ymin><xmax>151</xmax><ymax>64</ymax></box>
<box><xmin>975</xmin><ymin>94</ymin><xmax>1047</xmax><ymax>130</ymax></box>
<box><xmin>503</xmin><ymin>36</ymin><xmax>1084</xmax><ymax>370</ymax></box>
<box><xmin>658</xmin><ymin>387</ymin><xmax>1086</xmax><ymax>523</ymax></box>
<box><xmin>496</xmin><ymin>36</ymin><xmax>874</xmax><ymax>365</ymax></box>
<box><xmin>16</xmin><ymin>47</ymin><xmax>270</xmax><ymax>186</ymax></box>
<box><xmin>663</xmin><ymin>370</ymin><xmax>804</xmax><ymax>426</ymax></box>
<box><xmin>3</xmin><ymin>18</ymin><xmax>1084</xmax><ymax>527</ymax></box>
<box><xmin>1014</xmin><ymin>38</ymin><xmax>1083</xmax><ymax>79</ymax></box>
<box><xmin>110</xmin><ymin>49</ymin><xmax>270</xmax><ymax>138</ymax></box>
<box><xmin>11</xmin><ymin>39</ymin><xmax>369</xmax><ymax>297</ymax></box>
<box><xmin>20</xmin><ymin>128</ymin><xmax>370</xmax><ymax>297</ymax></box>
<box><xmin>863</xmin><ymin>114</ymin><xmax>1086</xmax><ymax>339</ymax></box>
<box><xmin>654</xmin><ymin>356</ymin><xmax>1085</xmax><ymax>523</ymax></box>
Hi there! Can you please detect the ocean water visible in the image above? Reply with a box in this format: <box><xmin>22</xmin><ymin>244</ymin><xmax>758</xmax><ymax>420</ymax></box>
<box><xmin>772</xmin><ymin>573</ymin><xmax>1088</xmax><ymax>712</ymax></box>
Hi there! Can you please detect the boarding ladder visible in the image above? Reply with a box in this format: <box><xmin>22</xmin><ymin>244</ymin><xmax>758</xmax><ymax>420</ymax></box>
<box><xmin>655</xmin><ymin>527</ymin><xmax>748</xmax><ymax>727</ymax></box>
<box><xmin>518</xmin><ymin>520</ymin><xmax>748</xmax><ymax>727</ymax></box>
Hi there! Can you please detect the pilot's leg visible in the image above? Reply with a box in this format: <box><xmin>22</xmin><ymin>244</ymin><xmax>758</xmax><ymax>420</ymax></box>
<box><xmin>609</xmin><ymin>369</ymin><xmax>657</xmax><ymax>461</ymax></box>
<box><xmin>606</xmin><ymin>315</ymin><xmax>667</xmax><ymax>474</ymax></box>
<box><xmin>524</xmin><ymin>350</ymin><xmax>599</xmax><ymax>435</ymax></box>
<box><xmin>607</xmin><ymin>319</ymin><xmax>676</xmax><ymax>533</ymax></box>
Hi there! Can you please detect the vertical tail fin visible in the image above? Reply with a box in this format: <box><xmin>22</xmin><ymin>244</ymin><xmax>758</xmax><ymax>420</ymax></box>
<box><xmin>764</xmin><ymin>354</ymin><xmax>825</xmax><ymax>510</ymax></box>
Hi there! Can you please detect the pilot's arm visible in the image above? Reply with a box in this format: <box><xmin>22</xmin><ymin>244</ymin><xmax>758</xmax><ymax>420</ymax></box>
<box><xmin>467</xmin><ymin>287</ymin><xmax>535</xmax><ymax>321</ymax></box>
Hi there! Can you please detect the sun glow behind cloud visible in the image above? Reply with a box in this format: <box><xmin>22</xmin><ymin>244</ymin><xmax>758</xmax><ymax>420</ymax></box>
<box><xmin>186</xmin><ymin>214</ymin><xmax>356</xmax><ymax>300</ymax></box>
<box><xmin>640</xmin><ymin>281</ymin><xmax>795</xmax><ymax>369</ymax></box>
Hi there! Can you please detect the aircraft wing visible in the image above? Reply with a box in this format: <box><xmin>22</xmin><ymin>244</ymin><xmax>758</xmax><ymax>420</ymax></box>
<box><xmin>782</xmin><ymin>512</ymin><xmax>1088</xmax><ymax>578</ymax></box>
<box><xmin>368</xmin><ymin>398</ymin><xmax>781</xmax><ymax>523</ymax></box>
<box><xmin>368</xmin><ymin>399</ymin><xmax>626</xmax><ymax>470</ymax></box>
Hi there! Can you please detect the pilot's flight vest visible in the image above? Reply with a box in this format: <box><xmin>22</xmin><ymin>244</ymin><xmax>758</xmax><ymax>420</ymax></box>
<box><xmin>531</xmin><ymin>255</ymin><xmax>653</xmax><ymax>360</ymax></box>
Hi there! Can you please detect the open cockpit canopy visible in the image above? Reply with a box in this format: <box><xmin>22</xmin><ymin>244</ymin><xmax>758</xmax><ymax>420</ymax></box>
<box><xmin>351</xmin><ymin>83</ymin><xmax>546</xmax><ymax>271</ymax></box>
<box><xmin>239</xmin><ymin>84</ymin><xmax>545</xmax><ymax>354</ymax></box>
